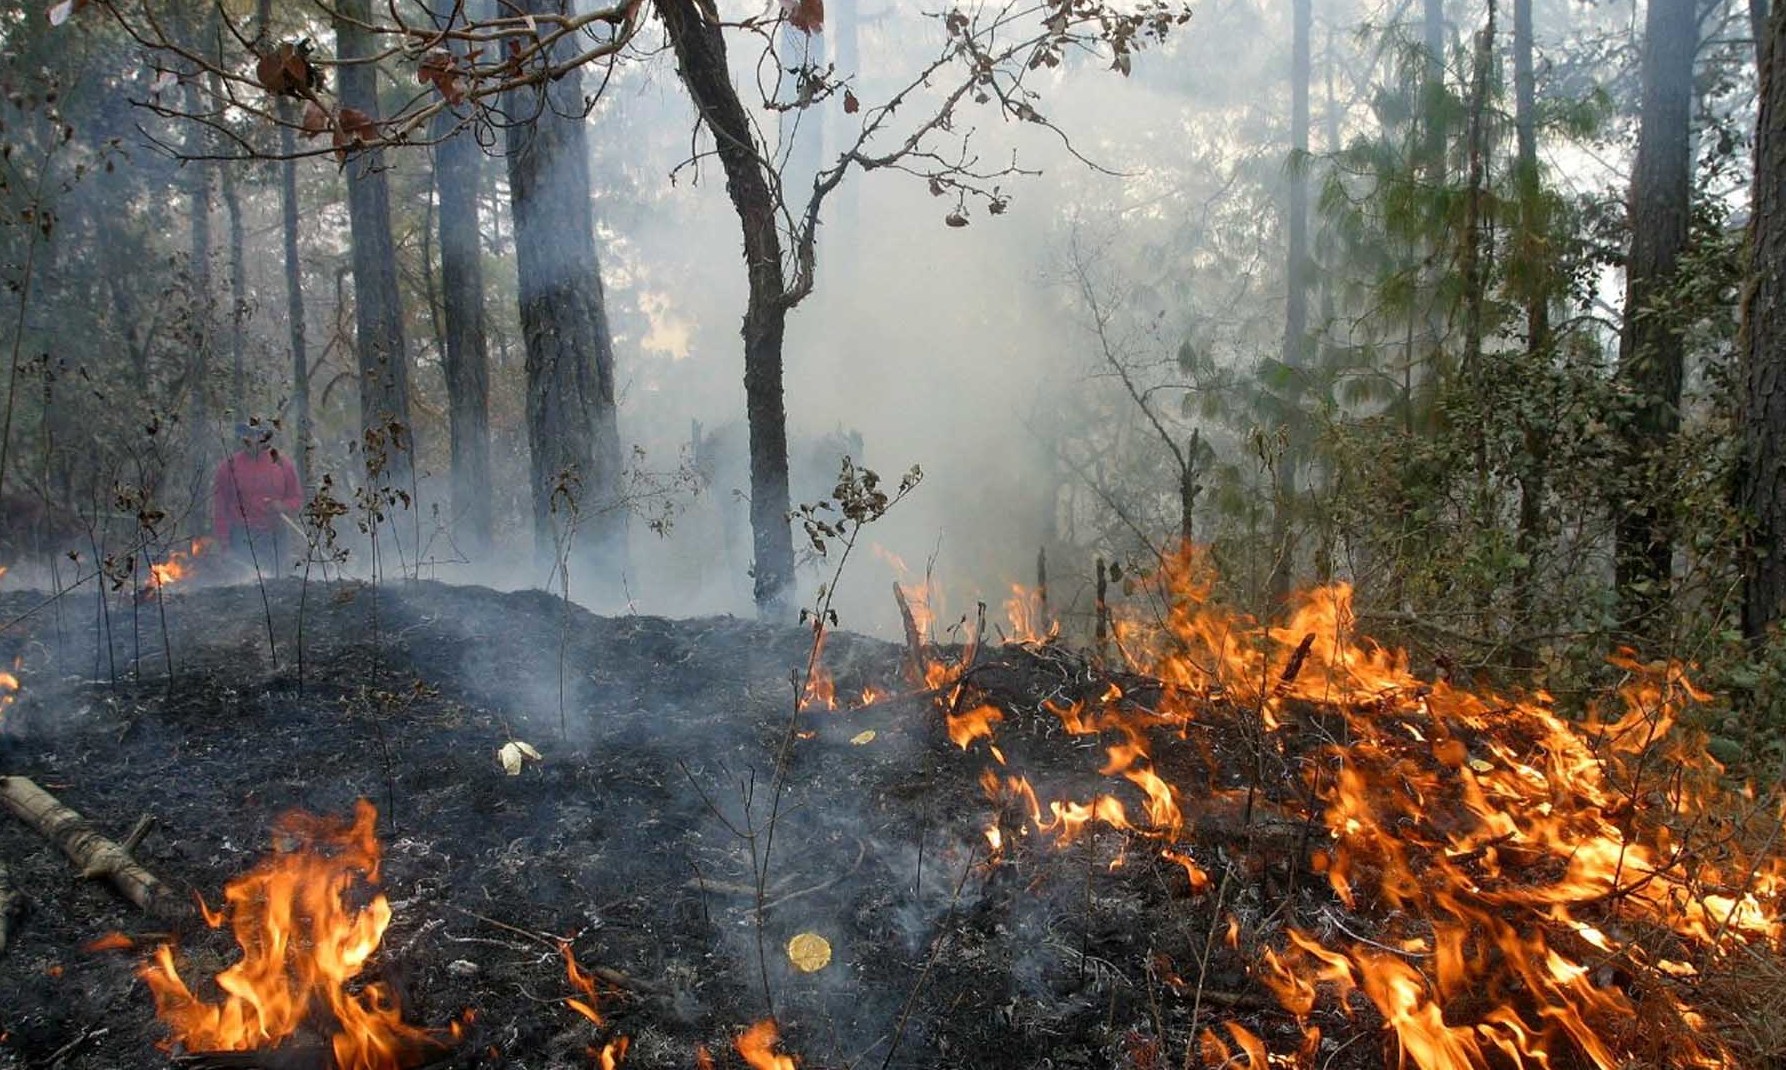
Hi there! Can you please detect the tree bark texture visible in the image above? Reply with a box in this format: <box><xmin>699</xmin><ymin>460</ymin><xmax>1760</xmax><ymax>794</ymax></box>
<box><xmin>1269</xmin><ymin>0</ymin><xmax>1313</xmax><ymax>607</ymax></box>
<box><xmin>1459</xmin><ymin>2</ymin><xmax>1493</xmax><ymax>387</ymax></box>
<box><xmin>336</xmin><ymin>0</ymin><xmax>414</xmax><ymax>489</ymax></box>
<box><xmin>659</xmin><ymin>0</ymin><xmax>797</xmax><ymax>619</ymax></box>
<box><xmin>214</xmin><ymin>62</ymin><xmax>249</xmax><ymax>423</ymax></box>
<box><xmin>1756</xmin><ymin>0</ymin><xmax>1772</xmax><ymax>71</ymax></box>
<box><xmin>434</xmin><ymin>66</ymin><xmax>494</xmax><ymax>558</ymax></box>
<box><xmin>504</xmin><ymin>0</ymin><xmax>627</xmax><ymax>583</ymax></box>
<box><xmin>1423</xmin><ymin>0</ymin><xmax>1447</xmax><ymax>186</ymax></box>
<box><xmin>186</xmin><ymin>93</ymin><xmax>213</xmax><ymax>540</ymax></box>
<box><xmin>278</xmin><ymin>106</ymin><xmax>312</xmax><ymax>494</ymax></box>
<box><xmin>1510</xmin><ymin>0</ymin><xmax>1548</xmax><ymax>669</ymax></box>
<box><xmin>1615</xmin><ymin>0</ymin><xmax>1697</xmax><ymax>635</ymax></box>
<box><xmin>1743</xmin><ymin>3</ymin><xmax>1786</xmax><ymax>640</ymax></box>
<box><xmin>0</xmin><ymin>776</ymin><xmax>188</xmax><ymax>922</ymax></box>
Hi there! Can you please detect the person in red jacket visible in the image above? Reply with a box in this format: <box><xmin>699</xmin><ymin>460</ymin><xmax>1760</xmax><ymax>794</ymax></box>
<box><xmin>213</xmin><ymin>423</ymin><xmax>303</xmax><ymax>569</ymax></box>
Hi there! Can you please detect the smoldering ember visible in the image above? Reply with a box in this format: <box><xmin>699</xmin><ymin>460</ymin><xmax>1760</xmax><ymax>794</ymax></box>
<box><xmin>6</xmin><ymin>1</ymin><xmax>1786</xmax><ymax>1069</ymax></box>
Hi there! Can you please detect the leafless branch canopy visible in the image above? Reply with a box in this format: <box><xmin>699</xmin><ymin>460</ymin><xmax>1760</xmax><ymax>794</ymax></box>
<box><xmin>85</xmin><ymin>0</ymin><xmax>648</xmax><ymax>162</ymax></box>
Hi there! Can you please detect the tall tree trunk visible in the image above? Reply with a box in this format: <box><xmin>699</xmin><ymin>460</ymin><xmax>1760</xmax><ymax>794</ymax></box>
<box><xmin>212</xmin><ymin>54</ymin><xmax>248</xmax><ymax>423</ymax></box>
<box><xmin>1459</xmin><ymin>2</ymin><xmax>1493</xmax><ymax>388</ymax></box>
<box><xmin>1615</xmin><ymin>0</ymin><xmax>1697</xmax><ymax>639</ymax></box>
<box><xmin>433</xmin><ymin>14</ymin><xmax>494</xmax><ymax>559</ymax></box>
<box><xmin>659</xmin><ymin>0</ymin><xmax>797</xmax><ymax>619</ymax></box>
<box><xmin>1460</xmin><ymin>1</ymin><xmax>1497</xmax><ymax>637</ymax></box>
<box><xmin>336</xmin><ymin>0</ymin><xmax>414</xmax><ymax>491</ymax></box>
<box><xmin>1508</xmin><ymin>0</ymin><xmax>1549</xmax><ymax>669</ymax></box>
<box><xmin>258</xmin><ymin>0</ymin><xmax>310</xmax><ymax>492</ymax></box>
<box><xmin>1743</xmin><ymin>3</ymin><xmax>1786</xmax><ymax>641</ymax></box>
<box><xmin>279</xmin><ymin>107</ymin><xmax>312</xmax><ymax>493</ymax></box>
<box><xmin>220</xmin><ymin>142</ymin><xmax>248</xmax><ymax>419</ymax></box>
<box><xmin>1269</xmin><ymin>0</ymin><xmax>1313</xmax><ymax>606</ymax></box>
<box><xmin>1423</xmin><ymin>0</ymin><xmax>1447</xmax><ymax>187</ymax></box>
<box><xmin>186</xmin><ymin>104</ymin><xmax>213</xmax><ymax>540</ymax></box>
<box><xmin>1756</xmin><ymin>0</ymin><xmax>1772</xmax><ymax>71</ymax></box>
<box><xmin>504</xmin><ymin>0</ymin><xmax>627</xmax><ymax>586</ymax></box>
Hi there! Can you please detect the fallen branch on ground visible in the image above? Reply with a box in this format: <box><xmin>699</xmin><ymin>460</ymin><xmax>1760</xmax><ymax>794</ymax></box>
<box><xmin>0</xmin><ymin>776</ymin><xmax>189</xmax><ymax>923</ymax></box>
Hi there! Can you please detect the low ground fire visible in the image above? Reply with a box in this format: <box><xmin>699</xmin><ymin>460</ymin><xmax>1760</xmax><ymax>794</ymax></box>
<box><xmin>136</xmin><ymin>799</ymin><xmax>461</xmax><ymax>1069</ymax></box>
<box><xmin>0</xmin><ymin>563</ymin><xmax>1780</xmax><ymax>1069</ymax></box>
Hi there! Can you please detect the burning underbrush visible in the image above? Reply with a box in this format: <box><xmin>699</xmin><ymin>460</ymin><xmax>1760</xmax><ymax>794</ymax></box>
<box><xmin>0</xmin><ymin>557</ymin><xmax>1780</xmax><ymax>1070</ymax></box>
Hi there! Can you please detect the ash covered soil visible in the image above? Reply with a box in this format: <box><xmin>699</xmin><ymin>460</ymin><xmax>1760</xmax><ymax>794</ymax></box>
<box><xmin>0</xmin><ymin>578</ymin><xmax>1352</xmax><ymax>1069</ymax></box>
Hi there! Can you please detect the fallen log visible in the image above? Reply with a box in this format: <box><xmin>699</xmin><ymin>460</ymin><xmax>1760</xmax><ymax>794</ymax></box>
<box><xmin>0</xmin><ymin>776</ymin><xmax>189</xmax><ymax>923</ymax></box>
<box><xmin>0</xmin><ymin>861</ymin><xmax>21</xmax><ymax>955</ymax></box>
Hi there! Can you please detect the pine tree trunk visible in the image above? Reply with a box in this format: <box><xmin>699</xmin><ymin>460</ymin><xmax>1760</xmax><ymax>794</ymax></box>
<box><xmin>1755</xmin><ymin>0</ymin><xmax>1771</xmax><ymax>71</ymax></box>
<box><xmin>433</xmin><ymin>20</ymin><xmax>494</xmax><ymax>558</ymax></box>
<box><xmin>1269</xmin><ymin>0</ymin><xmax>1313</xmax><ymax>606</ymax></box>
<box><xmin>336</xmin><ymin>0</ymin><xmax>414</xmax><ymax>490</ymax></box>
<box><xmin>1423</xmin><ymin>0</ymin><xmax>1447</xmax><ymax>186</ymax></box>
<box><xmin>1616</xmin><ymin>0</ymin><xmax>1697</xmax><ymax>639</ymax></box>
<box><xmin>1509</xmin><ymin>0</ymin><xmax>1548</xmax><ymax>669</ymax></box>
<box><xmin>214</xmin><ymin>56</ymin><xmax>248</xmax><ymax>423</ymax></box>
<box><xmin>1742</xmin><ymin>3</ymin><xmax>1786</xmax><ymax>640</ymax></box>
<box><xmin>504</xmin><ymin>0</ymin><xmax>627</xmax><ymax>587</ymax></box>
<box><xmin>1459</xmin><ymin>3</ymin><xmax>1493</xmax><ymax>388</ymax></box>
<box><xmin>186</xmin><ymin>103</ymin><xmax>213</xmax><ymax>539</ymax></box>
<box><xmin>261</xmin><ymin>0</ymin><xmax>310</xmax><ymax>492</ymax></box>
<box><xmin>659</xmin><ymin>0</ymin><xmax>797</xmax><ymax>619</ymax></box>
<box><xmin>278</xmin><ymin>106</ymin><xmax>311</xmax><ymax>493</ymax></box>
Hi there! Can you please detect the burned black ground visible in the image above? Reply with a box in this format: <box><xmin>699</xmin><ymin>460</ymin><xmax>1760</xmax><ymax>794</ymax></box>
<box><xmin>0</xmin><ymin>578</ymin><xmax>1398</xmax><ymax>1070</ymax></box>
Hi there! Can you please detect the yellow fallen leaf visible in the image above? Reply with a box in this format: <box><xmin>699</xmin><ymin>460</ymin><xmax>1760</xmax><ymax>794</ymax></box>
<box><xmin>786</xmin><ymin>932</ymin><xmax>831</xmax><ymax>972</ymax></box>
<box><xmin>850</xmin><ymin>730</ymin><xmax>876</xmax><ymax>745</ymax></box>
<box><xmin>498</xmin><ymin>740</ymin><xmax>542</xmax><ymax>776</ymax></box>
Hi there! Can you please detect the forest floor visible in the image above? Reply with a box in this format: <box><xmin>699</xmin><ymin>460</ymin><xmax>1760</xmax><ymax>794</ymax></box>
<box><xmin>0</xmin><ymin>576</ymin><xmax>1776</xmax><ymax>1070</ymax></box>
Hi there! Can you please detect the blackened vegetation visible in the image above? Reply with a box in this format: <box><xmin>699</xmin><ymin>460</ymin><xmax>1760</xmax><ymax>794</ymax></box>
<box><xmin>0</xmin><ymin>581</ymin><xmax>1707</xmax><ymax>1069</ymax></box>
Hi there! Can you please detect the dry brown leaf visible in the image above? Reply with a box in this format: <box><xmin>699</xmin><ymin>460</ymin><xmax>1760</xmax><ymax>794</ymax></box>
<box><xmin>257</xmin><ymin>42</ymin><xmax>320</xmax><ymax>98</ymax></box>
<box><xmin>782</xmin><ymin>0</ymin><xmax>824</xmax><ymax>34</ymax></box>
<box><xmin>842</xmin><ymin>89</ymin><xmax>859</xmax><ymax>114</ymax></box>
<box><xmin>332</xmin><ymin>106</ymin><xmax>379</xmax><ymax>161</ymax></box>
<box><xmin>299</xmin><ymin>100</ymin><xmax>330</xmax><ymax>139</ymax></box>
<box><xmin>418</xmin><ymin>50</ymin><xmax>469</xmax><ymax>105</ymax></box>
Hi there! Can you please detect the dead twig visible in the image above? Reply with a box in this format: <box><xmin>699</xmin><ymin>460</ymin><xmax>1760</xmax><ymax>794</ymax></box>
<box><xmin>760</xmin><ymin>838</ymin><xmax>869</xmax><ymax>912</ymax></box>
<box><xmin>0</xmin><ymin>861</ymin><xmax>22</xmax><ymax>956</ymax></box>
<box><xmin>453</xmin><ymin>906</ymin><xmax>661</xmax><ymax>994</ymax></box>
<box><xmin>892</xmin><ymin>581</ymin><xmax>927</xmax><ymax>686</ymax></box>
<box><xmin>881</xmin><ymin>841</ymin><xmax>979</xmax><ymax>1070</ymax></box>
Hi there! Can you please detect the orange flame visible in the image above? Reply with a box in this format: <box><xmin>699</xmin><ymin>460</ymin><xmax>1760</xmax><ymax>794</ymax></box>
<box><xmin>145</xmin><ymin>538</ymin><xmax>210</xmax><ymax>593</ymax></box>
<box><xmin>0</xmin><ymin>658</ymin><xmax>20</xmax><ymax>732</ymax></box>
<box><xmin>1003</xmin><ymin>584</ymin><xmax>1058</xmax><ymax>644</ymax></box>
<box><xmin>560</xmin><ymin>941</ymin><xmax>604</xmax><ymax>1026</ymax></box>
<box><xmin>937</xmin><ymin>545</ymin><xmax>1780</xmax><ymax>1070</ymax></box>
<box><xmin>946</xmin><ymin>703</ymin><xmax>1003</xmax><ymax>750</ymax></box>
<box><xmin>736</xmin><ymin>1019</ymin><xmax>797</xmax><ymax>1070</ymax></box>
<box><xmin>139</xmin><ymin>800</ymin><xmax>460</xmax><ymax>1069</ymax></box>
<box><xmin>800</xmin><ymin>626</ymin><xmax>838</xmax><ymax>711</ymax></box>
